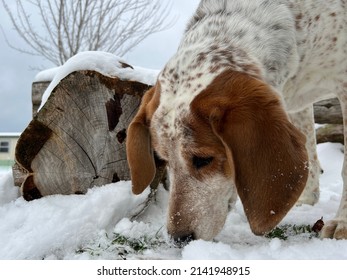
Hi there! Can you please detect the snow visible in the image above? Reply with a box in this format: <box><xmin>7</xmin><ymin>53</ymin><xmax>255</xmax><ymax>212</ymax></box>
<box><xmin>1</xmin><ymin>142</ymin><xmax>347</xmax><ymax>260</ymax></box>
<box><xmin>36</xmin><ymin>51</ymin><xmax>160</xmax><ymax>111</ymax></box>
<box><xmin>0</xmin><ymin>132</ymin><xmax>21</xmax><ymax>137</ymax></box>
<box><xmin>34</xmin><ymin>66</ymin><xmax>60</xmax><ymax>82</ymax></box>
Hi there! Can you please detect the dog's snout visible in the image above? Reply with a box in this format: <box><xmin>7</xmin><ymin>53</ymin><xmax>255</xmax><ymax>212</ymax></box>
<box><xmin>172</xmin><ymin>233</ymin><xmax>195</xmax><ymax>247</ymax></box>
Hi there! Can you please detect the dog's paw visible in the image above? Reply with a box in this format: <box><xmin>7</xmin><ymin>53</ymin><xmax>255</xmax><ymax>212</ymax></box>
<box><xmin>320</xmin><ymin>219</ymin><xmax>347</xmax><ymax>239</ymax></box>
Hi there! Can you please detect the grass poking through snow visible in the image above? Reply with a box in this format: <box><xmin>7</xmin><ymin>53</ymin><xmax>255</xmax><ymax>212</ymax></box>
<box><xmin>265</xmin><ymin>224</ymin><xmax>318</xmax><ymax>240</ymax></box>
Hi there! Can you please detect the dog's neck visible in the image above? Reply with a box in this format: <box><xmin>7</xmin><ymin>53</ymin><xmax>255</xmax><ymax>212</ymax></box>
<box><xmin>180</xmin><ymin>0</ymin><xmax>299</xmax><ymax>89</ymax></box>
<box><xmin>156</xmin><ymin>0</ymin><xmax>300</xmax><ymax>125</ymax></box>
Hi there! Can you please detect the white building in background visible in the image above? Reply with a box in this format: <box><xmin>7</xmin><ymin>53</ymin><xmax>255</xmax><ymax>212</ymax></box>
<box><xmin>0</xmin><ymin>132</ymin><xmax>21</xmax><ymax>168</ymax></box>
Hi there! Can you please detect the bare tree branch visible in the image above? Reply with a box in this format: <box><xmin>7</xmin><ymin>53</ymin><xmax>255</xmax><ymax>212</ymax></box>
<box><xmin>1</xmin><ymin>0</ymin><xmax>175</xmax><ymax>66</ymax></box>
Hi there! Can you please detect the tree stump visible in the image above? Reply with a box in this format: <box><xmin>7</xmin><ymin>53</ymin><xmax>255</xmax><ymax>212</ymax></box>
<box><xmin>14</xmin><ymin>70</ymin><xmax>152</xmax><ymax>201</ymax></box>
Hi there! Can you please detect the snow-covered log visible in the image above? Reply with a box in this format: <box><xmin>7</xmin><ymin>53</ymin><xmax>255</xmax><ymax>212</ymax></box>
<box><xmin>15</xmin><ymin>70</ymin><xmax>152</xmax><ymax>200</ymax></box>
<box><xmin>13</xmin><ymin>52</ymin><xmax>162</xmax><ymax>201</ymax></box>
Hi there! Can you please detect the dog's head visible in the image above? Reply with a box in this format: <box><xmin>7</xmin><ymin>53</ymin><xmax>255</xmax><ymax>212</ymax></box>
<box><xmin>126</xmin><ymin>69</ymin><xmax>308</xmax><ymax>242</ymax></box>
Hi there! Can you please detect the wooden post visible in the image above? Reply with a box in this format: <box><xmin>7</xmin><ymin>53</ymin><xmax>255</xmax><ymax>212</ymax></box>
<box><xmin>14</xmin><ymin>70</ymin><xmax>153</xmax><ymax>200</ymax></box>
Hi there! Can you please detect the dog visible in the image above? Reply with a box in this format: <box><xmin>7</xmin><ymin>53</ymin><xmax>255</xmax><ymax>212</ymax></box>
<box><xmin>126</xmin><ymin>0</ymin><xmax>347</xmax><ymax>242</ymax></box>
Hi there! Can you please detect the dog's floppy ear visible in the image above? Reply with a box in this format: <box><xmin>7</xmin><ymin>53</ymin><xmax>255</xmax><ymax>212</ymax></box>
<box><xmin>126</xmin><ymin>86</ymin><xmax>159</xmax><ymax>195</ymax></box>
<box><xmin>193</xmin><ymin>71</ymin><xmax>309</xmax><ymax>235</ymax></box>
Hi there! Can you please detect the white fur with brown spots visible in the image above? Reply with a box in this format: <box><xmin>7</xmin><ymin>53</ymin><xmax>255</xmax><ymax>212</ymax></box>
<box><xmin>126</xmin><ymin>0</ymin><xmax>347</xmax><ymax>242</ymax></box>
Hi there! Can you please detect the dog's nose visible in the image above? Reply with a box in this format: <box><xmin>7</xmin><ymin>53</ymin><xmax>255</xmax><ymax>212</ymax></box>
<box><xmin>172</xmin><ymin>233</ymin><xmax>195</xmax><ymax>247</ymax></box>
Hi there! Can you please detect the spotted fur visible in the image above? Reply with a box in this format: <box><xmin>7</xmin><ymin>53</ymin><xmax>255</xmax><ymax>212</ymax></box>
<box><xmin>127</xmin><ymin>0</ymin><xmax>347</xmax><ymax>241</ymax></box>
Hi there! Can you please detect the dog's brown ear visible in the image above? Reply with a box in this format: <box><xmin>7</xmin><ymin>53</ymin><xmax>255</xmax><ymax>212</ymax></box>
<box><xmin>193</xmin><ymin>71</ymin><xmax>309</xmax><ymax>235</ymax></box>
<box><xmin>126</xmin><ymin>86</ymin><xmax>159</xmax><ymax>195</ymax></box>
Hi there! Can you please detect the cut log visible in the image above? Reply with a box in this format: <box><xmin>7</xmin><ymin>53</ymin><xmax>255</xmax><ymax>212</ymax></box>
<box><xmin>316</xmin><ymin>124</ymin><xmax>344</xmax><ymax>144</ymax></box>
<box><xmin>313</xmin><ymin>98</ymin><xmax>342</xmax><ymax>124</ymax></box>
<box><xmin>14</xmin><ymin>70</ymin><xmax>152</xmax><ymax>200</ymax></box>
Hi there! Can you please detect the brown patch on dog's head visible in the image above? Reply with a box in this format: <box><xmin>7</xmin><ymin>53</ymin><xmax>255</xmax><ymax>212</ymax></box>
<box><xmin>191</xmin><ymin>70</ymin><xmax>309</xmax><ymax>235</ymax></box>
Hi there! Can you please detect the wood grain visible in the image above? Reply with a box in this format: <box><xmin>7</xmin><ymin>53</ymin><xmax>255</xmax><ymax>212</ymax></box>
<box><xmin>15</xmin><ymin>70</ymin><xmax>151</xmax><ymax>200</ymax></box>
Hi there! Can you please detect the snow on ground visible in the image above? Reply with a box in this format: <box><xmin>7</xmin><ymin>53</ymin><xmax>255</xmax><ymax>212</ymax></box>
<box><xmin>0</xmin><ymin>142</ymin><xmax>347</xmax><ymax>260</ymax></box>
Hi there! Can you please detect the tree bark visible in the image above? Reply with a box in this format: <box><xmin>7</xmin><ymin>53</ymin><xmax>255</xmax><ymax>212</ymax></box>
<box><xmin>14</xmin><ymin>70</ymin><xmax>152</xmax><ymax>200</ymax></box>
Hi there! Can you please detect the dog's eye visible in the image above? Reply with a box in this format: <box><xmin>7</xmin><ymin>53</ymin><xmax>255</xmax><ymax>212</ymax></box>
<box><xmin>192</xmin><ymin>156</ymin><xmax>214</xmax><ymax>169</ymax></box>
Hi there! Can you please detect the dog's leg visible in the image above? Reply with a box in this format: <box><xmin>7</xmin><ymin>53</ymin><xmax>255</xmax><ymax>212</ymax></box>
<box><xmin>289</xmin><ymin>106</ymin><xmax>320</xmax><ymax>205</ymax></box>
<box><xmin>321</xmin><ymin>93</ymin><xmax>347</xmax><ymax>239</ymax></box>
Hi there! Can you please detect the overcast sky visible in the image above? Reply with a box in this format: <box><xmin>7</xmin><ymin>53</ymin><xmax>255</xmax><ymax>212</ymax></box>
<box><xmin>0</xmin><ymin>0</ymin><xmax>200</xmax><ymax>133</ymax></box>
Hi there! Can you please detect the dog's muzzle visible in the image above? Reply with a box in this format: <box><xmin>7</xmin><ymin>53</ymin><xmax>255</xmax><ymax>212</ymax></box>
<box><xmin>172</xmin><ymin>233</ymin><xmax>195</xmax><ymax>248</ymax></box>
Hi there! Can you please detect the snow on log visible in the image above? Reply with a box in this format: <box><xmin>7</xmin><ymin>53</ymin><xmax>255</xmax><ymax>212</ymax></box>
<box><xmin>14</xmin><ymin>63</ymin><xmax>157</xmax><ymax>201</ymax></box>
